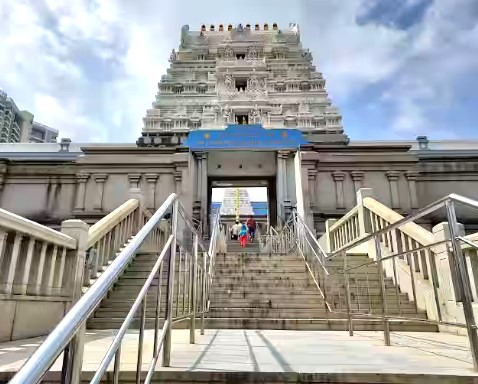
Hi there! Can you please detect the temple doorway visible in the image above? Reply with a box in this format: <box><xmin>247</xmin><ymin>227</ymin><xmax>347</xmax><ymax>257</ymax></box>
<box><xmin>208</xmin><ymin>178</ymin><xmax>277</xmax><ymax>233</ymax></box>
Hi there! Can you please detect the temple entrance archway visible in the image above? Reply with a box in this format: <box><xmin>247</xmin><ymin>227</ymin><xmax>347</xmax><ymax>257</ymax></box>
<box><xmin>208</xmin><ymin>177</ymin><xmax>277</xmax><ymax>232</ymax></box>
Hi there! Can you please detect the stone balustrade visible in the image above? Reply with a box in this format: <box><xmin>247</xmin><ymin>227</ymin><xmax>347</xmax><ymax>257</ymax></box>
<box><xmin>328</xmin><ymin>206</ymin><xmax>360</xmax><ymax>251</ymax></box>
<box><xmin>0</xmin><ymin>190</ymin><xmax>159</xmax><ymax>342</ymax></box>
<box><xmin>321</xmin><ymin>188</ymin><xmax>478</xmax><ymax>333</ymax></box>
<box><xmin>0</xmin><ymin>208</ymin><xmax>79</xmax><ymax>341</ymax></box>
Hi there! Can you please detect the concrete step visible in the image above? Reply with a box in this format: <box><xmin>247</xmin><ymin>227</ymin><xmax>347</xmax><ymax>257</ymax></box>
<box><xmin>209</xmin><ymin>299</ymin><xmax>325</xmax><ymax>308</ymax></box>
<box><xmin>212</xmin><ymin>281</ymin><xmax>317</xmax><ymax>289</ymax></box>
<box><xmin>210</xmin><ymin>287</ymin><xmax>320</xmax><ymax>295</ymax></box>
<box><xmin>202</xmin><ymin>317</ymin><xmax>439</xmax><ymax>332</ymax></box>
<box><xmin>86</xmin><ymin>316</ymin><xmax>438</xmax><ymax>332</ymax></box>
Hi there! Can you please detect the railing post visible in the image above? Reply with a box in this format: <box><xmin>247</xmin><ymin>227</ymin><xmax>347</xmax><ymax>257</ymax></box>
<box><xmin>190</xmin><ymin>234</ymin><xmax>198</xmax><ymax>344</ymax></box>
<box><xmin>163</xmin><ymin>199</ymin><xmax>179</xmax><ymax>367</ymax></box>
<box><xmin>375</xmin><ymin>236</ymin><xmax>391</xmax><ymax>346</ymax></box>
<box><xmin>201</xmin><ymin>251</ymin><xmax>207</xmax><ymax>335</ymax></box>
<box><xmin>130</xmin><ymin>188</ymin><xmax>144</xmax><ymax>234</ymax></box>
<box><xmin>445</xmin><ymin>200</ymin><xmax>478</xmax><ymax>370</ymax></box>
<box><xmin>344</xmin><ymin>251</ymin><xmax>353</xmax><ymax>336</ymax></box>
<box><xmin>60</xmin><ymin>219</ymin><xmax>89</xmax><ymax>384</ymax></box>
<box><xmin>324</xmin><ymin>219</ymin><xmax>337</xmax><ymax>253</ymax></box>
<box><xmin>356</xmin><ymin>188</ymin><xmax>373</xmax><ymax>237</ymax></box>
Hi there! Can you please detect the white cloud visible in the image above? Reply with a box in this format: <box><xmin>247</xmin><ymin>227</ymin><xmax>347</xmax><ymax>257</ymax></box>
<box><xmin>0</xmin><ymin>0</ymin><xmax>476</xmax><ymax>142</ymax></box>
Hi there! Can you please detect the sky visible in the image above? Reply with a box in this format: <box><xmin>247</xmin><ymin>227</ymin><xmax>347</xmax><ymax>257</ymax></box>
<box><xmin>1</xmin><ymin>0</ymin><xmax>477</xmax><ymax>142</ymax></box>
<box><xmin>212</xmin><ymin>187</ymin><xmax>268</xmax><ymax>202</ymax></box>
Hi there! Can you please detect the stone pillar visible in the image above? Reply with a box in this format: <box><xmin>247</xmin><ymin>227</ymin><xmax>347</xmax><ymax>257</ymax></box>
<box><xmin>60</xmin><ymin>219</ymin><xmax>89</xmax><ymax>384</ymax></box>
<box><xmin>351</xmin><ymin>171</ymin><xmax>365</xmax><ymax>203</ymax></box>
<box><xmin>308</xmin><ymin>169</ymin><xmax>317</xmax><ymax>207</ymax></box>
<box><xmin>432</xmin><ymin>222</ymin><xmax>465</xmax><ymax>329</ymax></box>
<box><xmin>47</xmin><ymin>177</ymin><xmax>59</xmax><ymax>213</ymax></box>
<box><xmin>332</xmin><ymin>171</ymin><xmax>346</xmax><ymax>209</ymax></box>
<box><xmin>279</xmin><ymin>151</ymin><xmax>291</xmax><ymax>204</ymax></box>
<box><xmin>276</xmin><ymin>152</ymin><xmax>285</xmax><ymax>218</ymax></box>
<box><xmin>405</xmin><ymin>171</ymin><xmax>419</xmax><ymax>209</ymax></box>
<box><xmin>93</xmin><ymin>174</ymin><xmax>108</xmax><ymax>211</ymax></box>
<box><xmin>325</xmin><ymin>218</ymin><xmax>337</xmax><ymax>252</ymax></box>
<box><xmin>74</xmin><ymin>173</ymin><xmax>89</xmax><ymax>213</ymax></box>
<box><xmin>128</xmin><ymin>173</ymin><xmax>141</xmax><ymax>190</ymax></box>
<box><xmin>144</xmin><ymin>174</ymin><xmax>158</xmax><ymax>210</ymax></box>
<box><xmin>356</xmin><ymin>188</ymin><xmax>374</xmax><ymax>236</ymax></box>
<box><xmin>386</xmin><ymin>171</ymin><xmax>400</xmax><ymax>209</ymax></box>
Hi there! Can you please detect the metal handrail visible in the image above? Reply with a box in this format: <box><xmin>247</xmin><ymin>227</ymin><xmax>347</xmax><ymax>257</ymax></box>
<box><xmin>321</xmin><ymin>192</ymin><xmax>478</xmax><ymax>370</ymax></box>
<box><xmin>289</xmin><ymin>209</ymin><xmax>332</xmax><ymax>311</ymax></box>
<box><xmin>328</xmin><ymin>193</ymin><xmax>478</xmax><ymax>259</ymax></box>
<box><xmin>11</xmin><ymin>193</ymin><xmax>222</xmax><ymax>384</ymax></box>
<box><xmin>458</xmin><ymin>236</ymin><xmax>478</xmax><ymax>250</ymax></box>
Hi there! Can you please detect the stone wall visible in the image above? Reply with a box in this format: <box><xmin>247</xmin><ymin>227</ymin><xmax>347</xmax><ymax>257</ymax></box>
<box><xmin>302</xmin><ymin>145</ymin><xmax>478</xmax><ymax>234</ymax></box>
<box><xmin>0</xmin><ymin>147</ymin><xmax>193</xmax><ymax>224</ymax></box>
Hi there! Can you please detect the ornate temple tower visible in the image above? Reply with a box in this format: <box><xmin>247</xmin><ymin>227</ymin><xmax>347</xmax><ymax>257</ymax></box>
<box><xmin>138</xmin><ymin>23</ymin><xmax>347</xmax><ymax>147</ymax></box>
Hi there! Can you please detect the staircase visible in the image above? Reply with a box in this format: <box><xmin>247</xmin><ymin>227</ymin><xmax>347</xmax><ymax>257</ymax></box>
<box><xmin>88</xmin><ymin>252</ymin><xmax>187</xmax><ymax>330</ymax></box>
<box><xmin>205</xmin><ymin>246</ymin><xmax>436</xmax><ymax>331</ymax></box>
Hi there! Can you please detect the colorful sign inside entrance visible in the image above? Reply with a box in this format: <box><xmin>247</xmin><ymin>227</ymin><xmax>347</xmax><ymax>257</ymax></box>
<box><xmin>184</xmin><ymin>124</ymin><xmax>308</xmax><ymax>150</ymax></box>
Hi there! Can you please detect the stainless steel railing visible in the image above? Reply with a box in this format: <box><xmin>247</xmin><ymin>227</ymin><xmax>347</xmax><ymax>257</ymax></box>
<box><xmin>311</xmin><ymin>193</ymin><xmax>478</xmax><ymax>370</ymax></box>
<box><xmin>286</xmin><ymin>194</ymin><xmax>478</xmax><ymax>371</ymax></box>
<box><xmin>260</xmin><ymin>216</ymin><xmax>297</xmax><ymax>254</ymax></box>
<box><xmin>11</xmin><ymin>193</ymin><xmax>223</xmax><ymax>384</ymax></box>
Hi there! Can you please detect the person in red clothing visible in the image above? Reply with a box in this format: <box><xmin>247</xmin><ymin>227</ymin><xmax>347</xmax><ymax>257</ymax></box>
<box><xmin>246</xmin><ymin>215</ymin><xmax>257</xmax><ymax>242</ymax></box>
<box><xmin>239</xmin><ymin>223</ymin><xmax>248</xmax><ymax>247</ymax></box>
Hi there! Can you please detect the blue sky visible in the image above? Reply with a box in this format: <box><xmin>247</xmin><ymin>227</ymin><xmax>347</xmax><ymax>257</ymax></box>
<box><xmin>1</xmin><ymin>0</ymin><xmax>477</xmax><ymax>142</ymax></box>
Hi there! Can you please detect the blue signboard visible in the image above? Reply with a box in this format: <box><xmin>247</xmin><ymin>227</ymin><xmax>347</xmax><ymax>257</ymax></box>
<box><xmin>184</xmin><ymin>124</ymin><xmax>308</xmax><ymax>151</ymax></box>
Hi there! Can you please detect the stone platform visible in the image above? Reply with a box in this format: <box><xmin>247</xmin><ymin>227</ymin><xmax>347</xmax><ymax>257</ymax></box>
<box><xmin>1</xmin><ymin>329</ymin><xmax>477</xmax><ymax>382</ymax></box>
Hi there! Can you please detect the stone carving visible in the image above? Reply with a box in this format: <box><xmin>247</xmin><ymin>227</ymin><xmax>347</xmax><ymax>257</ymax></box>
<box><xmin>248</xmin><ymin>72</ymin><xmax>259</xmax><ymax>90</ymax></box>
<box><xmin>298</xmin><ymin>103</ymin><xmax>309</xmax><ymax>114</ymax></box>
<box><xmin>222</xmin><ymin>105</ymin><xmax>232</xmax><ymax>124</ymax></box>
<box><xmin>223</xmin><ymin>45</ymin><xmax>234</xmax><ymax>60</ymax></box>
<box><xmin>302</xmin><ymin>49</ymin><xmax>312</xmax><ymax>60</ymax></box>
<box><xmin>246</xmin><ymin>46</ymin><xmax>259</xmax><ymax>60</ymax></box>
<box><xmin>249</xmin><ymin>104</ymin><xmax>262</xmax><ymax>124</ymax></box>
<box><xmin>236</xmin><ymin>24</ymin><xmax>244</xmax><ymax>33</ymax></box>
<box><xmin>224</xmin><ymin>71</ymin><xmax>234</xmax><ymax>92</ymax></box>
<box><xmin>169</xmin><ymin>49</ymin><xmax>178</xmax><ymax>63</ymax></box>
<box><xmin>180</xmin><ymin>25</ymin><xmax>190</xmax><ymax>48</ymax></box>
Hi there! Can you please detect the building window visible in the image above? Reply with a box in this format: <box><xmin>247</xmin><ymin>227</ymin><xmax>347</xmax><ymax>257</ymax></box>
<box><xmin>235</xmin><ymin>114</ymin><xmax>249</xmax><ymax>124</ymax></box>
<box><xmin>235</xmin><ymin>78</ymin><xmax>247</xmax><ymax>91</ymax></box>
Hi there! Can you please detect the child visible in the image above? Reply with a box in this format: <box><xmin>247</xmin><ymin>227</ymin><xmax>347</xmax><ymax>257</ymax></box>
<box><xmin>239</xmin><ymin>223</ymin><xmax>248</xmax><ymax>247</ymax></box>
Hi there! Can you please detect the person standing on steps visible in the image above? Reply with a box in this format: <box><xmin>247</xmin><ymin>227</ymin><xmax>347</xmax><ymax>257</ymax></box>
<box><xmin>246</xmin><ymin>215</ymin><xmax>257</xmax><ymax>243</ymax></box>
<box><xmin>239</xmin><ymin>223</ymin><xmax>248</xmax><ymax>247</ymax></box>
<box><xmin>230</xmin><ymin>220</ymin><xmax>241</xmax><ymax>241</ymax></box>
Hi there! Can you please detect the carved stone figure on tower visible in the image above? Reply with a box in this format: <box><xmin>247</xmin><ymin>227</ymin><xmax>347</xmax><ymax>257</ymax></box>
<box><xmin>224</xmin><ymin>71</ymin><xmax>234</xmax><ymax>92</ymax></box>
<box><xmin>248</xmin><ymin>70</ymin><xmax>260</xmax><ymax>91</ymax></box>
<box><xmin>222</xmin><ymin>106</ymin><xmax>232</xmax><ymax>125</ymax></box>
<box><xmin>169</xmin><ymin>49</ymin><xmax>178</xmax><ymax>63</ymax></box>
<box><xmin>249</xmin><ymin>104</ymin><xmax>262</xmax><ymax>124</ymax></box>
<box><xmin>246</xmin><ymin>46</ymin><xmax>259</xmax><ymax>61</ymax></box>
<box><xmin>223</xmin><ymin>45</ymin><xmax>234</xmax><ymax>60</ymax></box>
<box><xmin>180</xmin><ymin>25</ymin><xmax>190</xmax><ymax>48</ymax></box>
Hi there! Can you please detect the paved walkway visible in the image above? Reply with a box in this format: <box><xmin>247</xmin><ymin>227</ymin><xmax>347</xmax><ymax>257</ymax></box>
<box><xmin>0</xmin><ymin>330</ymin><xmax>476</xmax><ymax>376</ymax></box>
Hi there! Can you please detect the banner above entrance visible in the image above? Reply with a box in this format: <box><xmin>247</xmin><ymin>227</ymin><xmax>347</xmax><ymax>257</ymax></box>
<box><xmin>184</xmin><ymin>124</ymin><xmax>308</xmax><ymax>151</ymax></box>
